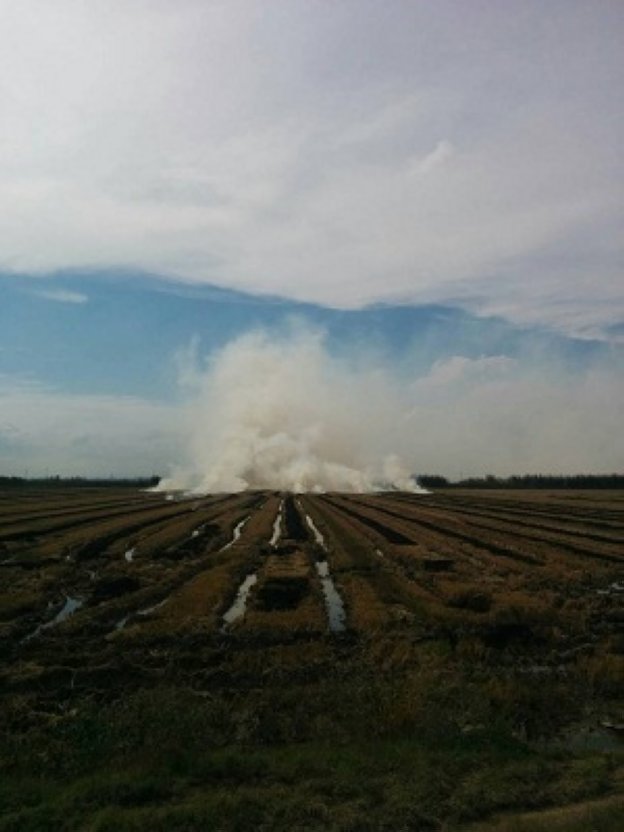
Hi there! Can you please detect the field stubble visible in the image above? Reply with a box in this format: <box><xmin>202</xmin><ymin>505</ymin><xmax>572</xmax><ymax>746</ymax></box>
<box><xmin>0</xmin><ymin>487</ymin><xmax>623</xmax><ymax>830</ymax></box>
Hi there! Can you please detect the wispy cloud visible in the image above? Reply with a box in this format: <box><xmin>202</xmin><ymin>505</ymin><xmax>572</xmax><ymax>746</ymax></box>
<box><xmin>408</xmin><ymin>139</ymin><xmax>454</xmax><ymax>177</ymax></box>
<box><xmin>0</xmin><ymin>2</ymin><xmax>622</xmax><ymax>336</ymax></box>
<box><xmin>0</xmin><ymin>376</ymin><xmax>180</xmax><ymax>476</ymax></box>
<box><xmin>32</xmin><ymin>288</ymin><xmax>88</xmax><ymax>304</ymax></box>
<box><xmin>405</xmin><ymin>355</ymin><xmax>624</xmax><ymax>478</ymax></box>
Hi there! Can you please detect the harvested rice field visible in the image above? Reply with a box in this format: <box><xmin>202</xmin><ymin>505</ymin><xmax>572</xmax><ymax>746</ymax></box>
<box><xmin>1</xmin><ymin>487</ymin><xmax>623</xmax><ymax>831</ymax></box>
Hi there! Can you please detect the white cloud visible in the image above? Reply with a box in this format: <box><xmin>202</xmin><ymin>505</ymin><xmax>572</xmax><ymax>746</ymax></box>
<box><xmin>416</xmin><ymin>355</ymin><xmax>516</xmax><ymax>387</ymax></box>
<box><xmin>32</xmin><ymin>288</ymin><xmax>88</xmax><ymax>304</ymax></box>
<box><xmin>0</xmin><ymin>1</ymin><xmax>622</xmax><ymax>336</ymax></box>
<box><xmin>0</xmin><ymin>377</ymin><xmax>181</xmax><ymax>476</ymax></box>
<box><xmin>406</xmin><ymin>356</ymin><xmax>624</xmax><ymax>477</ymax></box>
<box><xmin>408</xmin><ymin>140</ymin><xmax>454</xmax><ymax>177</ymax></box>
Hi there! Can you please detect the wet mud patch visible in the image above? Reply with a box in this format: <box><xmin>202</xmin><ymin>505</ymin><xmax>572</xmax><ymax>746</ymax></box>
<box><xmin>282</xmin><ymin>496</ymin><xmax>308</xmax><ymax>542</ymax></box>
<box><xmin>256</xmin><ymin>576</ymin><xmax>311</xmax><ymax>611</ymax></box>
<box><xmin>90</xmin><ymin>576</ymin><xmax>141</xmax><ymax>605</ymax></box>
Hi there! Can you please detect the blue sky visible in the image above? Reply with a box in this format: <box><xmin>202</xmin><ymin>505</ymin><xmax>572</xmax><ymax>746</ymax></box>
<box><xmin>1</xmin><ymin>270</ymin><xmax>616</xmax><ymax>401</ymax></box>
<box><xmin>0</xmin><ymin>2</ymin><xmax>622</xmax><ymax>479</ymax></box>
<box><xmin>2</xmin><ymin>270</ymin><xmax>622</xmax><ymax>479</ymax></box>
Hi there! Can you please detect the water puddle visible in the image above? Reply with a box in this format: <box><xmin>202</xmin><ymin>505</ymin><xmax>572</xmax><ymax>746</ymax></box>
<box><xmin>519</xmin><ymin>664</ymin><xmax>567</xmax><ymax>676</ymax></box>
<box><xmin>114</xmin><ymin>596</ymin><xmax>170</xmax><ymax>632</ymax></box>
<box><xmin>124</xmin><ymin>547</ymin><xmax>136</xmax><ymax>563</ymax></box>
<box><xmin>315</xmin><ymin>561</ymin><xmax>346</xmax><ymax>632</ymax></box>
<box><xmin>220</xmin><ymin>516</ymin><xmax>250</xmax><ymax>551</ymax></box>
<box><xmin>55</xmin><ymin>596</ymin><xmax>83</xmax><ymax>623</ymax></box>
<box><xmin>23</xmin><ymin>596</ymin><xmax>84</xmax><ymax>642</ymax></box>
<box><xmin>555</xmin><ymin>724</ymin><xmax>624</xmax><ymax>753</ymax></box>
<box><xmin>270</xmin><ymin>501</ymin><xmax>283</xmax><ymax>547</ymax></box>
<box><xmin>137</xmin><ymin>598</ymin><xmax>168</xmax><ymax>616</ymax></box>
<box><xmin>304</xmin><ymin>513</ymin><xmax>327</xmax><ymax>551</ymax></box>
<box><xmin>597</xmin><ymin>581</ymin><xmax>624</xmax><ymax>596</ymax></box>
<box><xmin>222</xmin><ymin>573</ymin><xmax>258</xmax><ymax>628</ymax></box>
<box><xmin>115</xmin><ymin>615</ymin><xmax>129</xmax><ymax>630</ymax></box>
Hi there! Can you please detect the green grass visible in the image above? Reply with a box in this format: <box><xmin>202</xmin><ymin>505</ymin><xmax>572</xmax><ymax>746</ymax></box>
<box><xmin>1</xmin><ymin>655</ymin><xmax>622</xmax><ymax>830</ymax></box>
<box><xmin>0</xmin><ymin>747</ymin><xmax>619</xmax><ymax>832</ymax></box>
<box><xmin>1</xmin><ymin>685</ymin><xmax>621</xmax><ymax>832</ymax></box>
<box><xmin>467</xmin><ymin>799</ymin><xmax>624</xmax><ymax>832</ymax></box>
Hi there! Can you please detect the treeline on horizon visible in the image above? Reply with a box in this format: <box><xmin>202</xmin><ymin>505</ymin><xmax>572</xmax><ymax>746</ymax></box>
<box><xmin>1</xmin><ymin>473</ymin><xmax>623</xmax><ymax>490</ymax></box>
<box><xmin>417</xmin><ymin>473</ymin><xmax>624</xmax><ymax>489</ymax></box>
<box><xmin>0</xmin><ymin>475</ymin><xmax>160</xmax><ymax>489</ymax></box>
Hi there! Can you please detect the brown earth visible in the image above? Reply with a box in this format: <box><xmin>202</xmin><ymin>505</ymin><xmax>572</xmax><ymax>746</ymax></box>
<box><xmin>2</xmin><ymin>488</ymin><xmax>623</xmax><ymax>686</ymax></box>
<box><xmin>1</xmin><ymin>487</ymin><xmax>623</xmax><ymax>829</ymax></box>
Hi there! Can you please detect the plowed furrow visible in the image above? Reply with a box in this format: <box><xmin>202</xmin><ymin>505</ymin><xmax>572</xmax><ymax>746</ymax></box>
<box><xmin>281</xmin><ymin>495</ymin><xmax>309</xmax><ymax>542</ymax></box>
<box><xmin>17</xmin><ymin>496</ymin><xmax>273</xmax><ymax>643</ymax></box>
<box><xmin>404</xmin><ymin>493</ymin><xmax>624</xmax><ymax>529</ymax></box>
<box><xmin>415</xmin><ymin>499</ymin><xmax>624</xmax><ymax>546</ymax></box>
<box><xmin>366</xmin><ymin>498</ymin><xmax>624</xmax><ymax>566</ymax></box>
<box><xmin>0</xmin><ymin>497</ymin><xmax>193</xmax><ymax>543</ymax></box>
<box><xmin>35</xmin><ymin>499</ymin><xmax>224</xmax><ymax>562</ymax></box>
<box><xmin>323</xmin><ymin>499</ymin><xmax>414</xmax><ymax>545</ymax></box>
<box><xmin>330</xmin><ymin>496</ymin><xmax>542</xmax><ymax>567</ymax></box>
<box><xmin>0</xmin><ymin>493</ymin><xmax>159</xmax><ymax>528</ymax></box>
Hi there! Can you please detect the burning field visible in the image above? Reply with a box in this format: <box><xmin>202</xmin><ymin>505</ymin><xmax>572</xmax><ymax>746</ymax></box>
<box><xmin>1</xmin><ymin>486</ymin><xmax>623</xmax><ymax>830</ymax></box>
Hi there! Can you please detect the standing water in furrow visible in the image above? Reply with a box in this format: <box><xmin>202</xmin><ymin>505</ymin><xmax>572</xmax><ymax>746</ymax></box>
<box><xmin>303</xmin><ymin>511</ymin><xmax>327</xmax><ymax>551</ymax></box>
<box><xmin>115</xmin><ymin>597</ymin><xmax>169</xmax><ymax>631</ymax></box>
<box><xmin>22</xmin><ymin>596</ymin><xmax>84</xmax><ymax>642</ymax></box>
<box><xmin>137</xmin><ymin>597</ymin><xmax>168</xmax><ymax>616</ymax></box>
<box><xmin>220</xmin><ymin>516</ymin><xmax>250</xmax><ymax>551</ymax></box>
<box><xmin>221</xmin><ymin>573</ymin><xmax>258</xmax><ymax>628</ymax></box>
<box><xmin>299</xmin><ymin>503</ymin><xmax>346</xmax><ymax>632</ymax></box>
<box><xmin>315</xmin><ymin>561</ymin><xmax>346</xmax><ymax>633</ymax></box>
<box><xmin>270</xmin><ymin>500</ymin><xmax>283</xmax><ymax>547</ymax></box>
<box><xmin>221</xmin><ymin>500</ymin><xmax>283</xmax><ymax>629</ymax></box>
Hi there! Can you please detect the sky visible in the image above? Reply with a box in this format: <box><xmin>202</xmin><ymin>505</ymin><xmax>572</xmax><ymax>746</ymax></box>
<box><xmin>0</xmin><ymin>1</ymin><xmax>622</xmax><ymax>481</ymax></box>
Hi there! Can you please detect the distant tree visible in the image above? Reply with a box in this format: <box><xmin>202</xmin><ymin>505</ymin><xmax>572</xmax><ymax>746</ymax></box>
<box><xmin>454</xmin><ymin>473</ymin><xmax>624</xmax><ymax>489</ymax></box>
<box><xmin>417</xmin><ymin>475</ymin><xmax>450</xmax><ymax>489</ymax></box>
<box><xmin>0</xmin><ymin>475</ymin><xmax>162</xmax><ymax>489</ymax></box>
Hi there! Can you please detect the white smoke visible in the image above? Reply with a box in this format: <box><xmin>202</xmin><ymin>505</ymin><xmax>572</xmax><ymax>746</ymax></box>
<box><xmin>158</xmin><ymin>327</ymin><xmax>425</xmax><ymax>494</ymax></box>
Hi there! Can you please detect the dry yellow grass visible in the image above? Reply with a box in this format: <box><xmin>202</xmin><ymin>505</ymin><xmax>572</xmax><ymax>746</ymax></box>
<box><xmin>338</xmin><ymin>572</ymin><xmax>390</xmax><ymax>631</ymax></box>
<box><xmin>466</xmin><ymin>791</ymin><xmax>624</xmax><ymax>832</ymax></box>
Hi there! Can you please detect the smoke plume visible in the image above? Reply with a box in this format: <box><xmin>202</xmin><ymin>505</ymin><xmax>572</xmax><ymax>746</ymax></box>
<box><xmin>158</xmin><ymin>328</ymin><xmax>424</xmax><ymax>494</ymax></box>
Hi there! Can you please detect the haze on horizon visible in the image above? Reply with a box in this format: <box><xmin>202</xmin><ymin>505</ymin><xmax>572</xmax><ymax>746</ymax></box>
<box><xmin>0</xmin><ymin>1</ymin><xmax>622</xmax><ymax>484</ymax></box>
